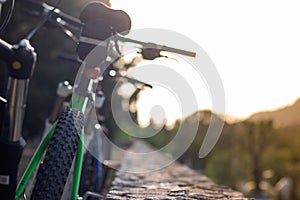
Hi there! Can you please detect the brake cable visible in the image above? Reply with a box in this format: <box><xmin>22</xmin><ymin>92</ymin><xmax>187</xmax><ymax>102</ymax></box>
<box><xmin>25</xmin><ymin>0</ymin><xmax>63</xmax><ymax>40</ymax></box>
<box><xmin>0</xmin><ymin>0</ymin><xmax>15</xmax><ymax>33</ymax></box>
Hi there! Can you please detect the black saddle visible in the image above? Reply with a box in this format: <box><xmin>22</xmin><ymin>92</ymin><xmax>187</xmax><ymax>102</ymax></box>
<box><xmin>77</xmin><ymin>2</ymin><xmax>131</xmax><ymax>60</ymax></box>
<box><xmin>80</xmin><ymin>1</ymin><xmax>131</xmax><ymax>35</ymax></box>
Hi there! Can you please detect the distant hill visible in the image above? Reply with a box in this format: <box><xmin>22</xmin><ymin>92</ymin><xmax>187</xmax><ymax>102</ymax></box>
<box><xmin>182</xmin><ymin>109</ymin><xmax>226</xmax><ymax>126</ymax></box>
<box><xmin>248</xmin><ymin>98</ymin><xmax>300</xmax><ymax>127</ymax></box>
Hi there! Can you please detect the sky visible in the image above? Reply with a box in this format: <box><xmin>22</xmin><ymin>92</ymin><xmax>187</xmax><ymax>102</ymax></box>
<box><xmin>110</xmin><ymin>0</ymin><xmax>300</xmax><ymax>122</ymax></box>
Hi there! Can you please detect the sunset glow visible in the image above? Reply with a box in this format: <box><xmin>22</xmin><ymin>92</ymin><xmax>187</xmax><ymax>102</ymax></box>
<box><xmin>112</xmin><ymin>0</ymin><xmax>300</xmax><ymax>120</ymax></box>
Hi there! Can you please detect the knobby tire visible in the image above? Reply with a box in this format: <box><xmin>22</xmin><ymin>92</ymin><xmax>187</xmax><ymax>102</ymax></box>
<box><xmin>30</xmin><ymin>107</ymin><xmax>84</xmax><ymax>200</ymax></box>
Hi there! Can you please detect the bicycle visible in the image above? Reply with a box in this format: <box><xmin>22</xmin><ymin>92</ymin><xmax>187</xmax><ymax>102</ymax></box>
<box><xmin>43</xmin><ymin>62</ymin><xmax>153</xmax><ymax>197</ymax></box>
<box><xmin>0</xmin><ymin>1</ymin><xmax>196</xmax><ymax>199</ymax></box>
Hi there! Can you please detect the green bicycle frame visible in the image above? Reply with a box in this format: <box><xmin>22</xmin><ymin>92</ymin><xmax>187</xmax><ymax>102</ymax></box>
<box><xmin>15</xmin><ymin>123</ymin><xmax>56</xmax><ymax>199</ymax></box>
<box><xmin>15</xmin><ymin>66</ymin><xmax>97</xmax><ymax>200</ymax></box>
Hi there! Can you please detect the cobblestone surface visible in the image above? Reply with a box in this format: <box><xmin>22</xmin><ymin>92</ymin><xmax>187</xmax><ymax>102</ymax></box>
<box><xmin>107</xmin><ymin>141</ymin><xmax>251</xmax><ymax>200</ymax></box>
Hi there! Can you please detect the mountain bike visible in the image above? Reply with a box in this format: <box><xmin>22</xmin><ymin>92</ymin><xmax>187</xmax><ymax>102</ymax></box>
<box><xmin>43</xmin><ymin>63</ymin><xmax>153</xmax><ymax>197</ymax></box>
<box><xmin>0</xmin><ymin>1</ymin><xmax>196</xmax><ymax>199</ymax></box>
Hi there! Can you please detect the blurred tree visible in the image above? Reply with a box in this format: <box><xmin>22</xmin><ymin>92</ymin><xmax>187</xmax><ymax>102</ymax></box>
<box><xmin>245</xmin><ymin>120</ymin><xmax>274</xmax><ymax>193</ymax></box>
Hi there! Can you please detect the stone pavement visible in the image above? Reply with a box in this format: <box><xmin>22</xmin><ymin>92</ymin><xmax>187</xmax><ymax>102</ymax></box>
<box><xmin>107</xmin><ymin>140</ymin><xmax>251</xmax><ymax>200</ymax></box>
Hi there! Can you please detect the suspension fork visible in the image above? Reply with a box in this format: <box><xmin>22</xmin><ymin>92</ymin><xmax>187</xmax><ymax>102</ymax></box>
<box><xmin>0</xmin><ymin>39</ymin><xmax>36</xmax><ymax>140</ymax></box>
<box><xmin>0</xmin><ymin>38</ymin><xmax>36</xmax><ymax>200</ymax></box>
<box><xmin>3</xmin><ymin>78</ymin><xmax>29</xmax><ymax>141</ymax></box>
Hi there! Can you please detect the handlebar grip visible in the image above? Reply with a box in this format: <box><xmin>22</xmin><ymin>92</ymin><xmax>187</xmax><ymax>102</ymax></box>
<box><xmin>155</xmin><ymin>44</ymin><xmax>196</xmax><ymax>57</ymax></box>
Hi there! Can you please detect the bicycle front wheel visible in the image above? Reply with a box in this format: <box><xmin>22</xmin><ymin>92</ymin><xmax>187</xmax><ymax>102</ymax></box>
<box><xmin>30</xmin><ymin>107</ymin><xmax>85</xmax><ymax>200</ymax></box>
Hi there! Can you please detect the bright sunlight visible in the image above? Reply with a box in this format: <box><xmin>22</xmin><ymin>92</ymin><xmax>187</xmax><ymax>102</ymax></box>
<box><xmin>112</xmin><ymin>0</ymin><xmax>300</xmax><ymax>122</ymax></box>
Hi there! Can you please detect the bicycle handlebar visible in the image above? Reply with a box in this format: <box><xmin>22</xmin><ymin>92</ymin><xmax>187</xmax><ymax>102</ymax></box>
<box><xmin>0</xmin><ymin>38</ymin><xmax>13</xmax><ymax>55</ymax></box>
<box><xmin>116</xmin><ymin>34</ymin><xmax>196</xmax><ymax>58</ymax></box>
<box><xmin>21</xmin><ymin>0</ymin><xmax>196</xmax><ymax>58</ymax></box>
<box><xmin>20</xmin><ymin>0</ymin><xmax>83</xmax><ymax>28</ymax></box>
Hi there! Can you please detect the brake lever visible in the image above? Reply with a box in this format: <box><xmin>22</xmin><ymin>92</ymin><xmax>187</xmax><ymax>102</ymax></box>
<box><xmin>55</xmin><ymin>19</ymin><xmax>79</xmax><ymax>42</ymax></box>
<box><xmin>123</xmin><ymin>75</ymin><xmax>153</xmax><ymax>89</ymax></box>
<box><xmin>108</xmin><ymin>69</ymin><xmax>152</xmax><ymax>89</ymax></box>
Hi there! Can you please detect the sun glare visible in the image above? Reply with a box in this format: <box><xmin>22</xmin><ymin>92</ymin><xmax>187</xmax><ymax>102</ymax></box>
<box><xmin>112</xmin><ymin>0</ymin><xmax>300</xmax><ymax>120</ymax></box>
<box><xmin>136</xmin><ymin>86</ymin><xmax>182</xmax><ymax>127</ymax></box>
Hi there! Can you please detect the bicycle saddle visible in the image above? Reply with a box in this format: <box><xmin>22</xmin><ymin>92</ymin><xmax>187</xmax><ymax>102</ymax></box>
<box><xmin>80</xmin><ymin>2</ymin><xmax>131</xmax><ymax>35</ymax></box>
